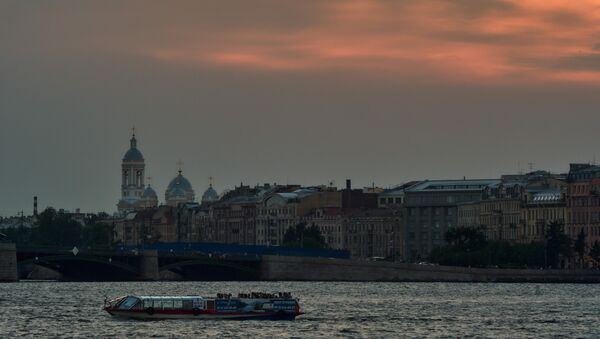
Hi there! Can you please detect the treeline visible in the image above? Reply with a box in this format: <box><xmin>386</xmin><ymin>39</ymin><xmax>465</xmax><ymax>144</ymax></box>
<box><xmin>282</xmin><ymin>222</ymin><xmax>328</xmax><ymax>249</ymax></box>
<box><xmin>429</xmin><ymin>222</ymin><xmax>585</xmax><ymax>269</ymax></box>
<box><xmin>3</xmin><ymin>208</ymin><xmax>114</xmax><ymax>250</ymax></box>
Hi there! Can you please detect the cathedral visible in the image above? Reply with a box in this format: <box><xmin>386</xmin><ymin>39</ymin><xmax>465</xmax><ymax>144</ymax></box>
<box><xmin>117</xmin><ymin>131</ymin><xmax>215</xmax><ymax>214</ymax></box>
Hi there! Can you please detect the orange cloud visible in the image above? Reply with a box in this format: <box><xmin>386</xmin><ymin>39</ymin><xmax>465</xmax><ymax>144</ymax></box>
<box><xmin>149</xmin><ymin>0</ymin><xmax>600</xmax><ymax>84</ymax></box>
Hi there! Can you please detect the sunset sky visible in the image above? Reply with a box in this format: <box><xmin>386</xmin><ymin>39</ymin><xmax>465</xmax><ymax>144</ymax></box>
<box><xmin>2</xmin><ymin>0</ymin><xmax>600</xmax><ymax>215</ymax></box>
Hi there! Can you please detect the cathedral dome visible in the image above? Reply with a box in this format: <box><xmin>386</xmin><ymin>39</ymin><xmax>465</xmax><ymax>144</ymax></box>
<box><xmin>142</xmin><ymin>185</ymin><xmax>157</xmax><ymax>198</ymax></box>
<box><xmin>122</xmin><ymin>135</ymin><xmax>144</xmax><ymax>162</ymax></box>
<box><xmin>165</xmin><ymin>170</ymin><xmax>195</xmax><ymax>206</ymax></box>
<box><xmin>167</xmin><ymin>172</ymin><xmax>193</xmax><ymax>191</ymax></box>
<box><xmin>202</xmin><ymin>185</ymin><xmax>219</xmax><ymax>202</ymax></box>
<box><xmin>170</xmin><ymin>187</ymin><xmax>187</xmax><ymax>197</ymax></box>
<box><xmin>123</xmin><ymin>148</ymin><xmax>144</xmax><ymax>162</ymax></box>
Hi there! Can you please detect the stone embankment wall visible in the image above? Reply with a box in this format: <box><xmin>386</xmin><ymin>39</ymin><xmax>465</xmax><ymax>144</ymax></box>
<box><xmin>260</xmin><ymin>255</ymin><xmax>600</xmax><ymax>283</ymax></box>
<box><xmin>0</xmin><ymin>243</ymin><xmax>18</xmax><ymax>282</ymax></box>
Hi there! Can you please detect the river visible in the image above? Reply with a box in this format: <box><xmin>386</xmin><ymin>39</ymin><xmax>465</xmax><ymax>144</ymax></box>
<box><xmin>1</xmin><ymin>281</ymin><xmax>599</xmax><ymax>338</ymax></box>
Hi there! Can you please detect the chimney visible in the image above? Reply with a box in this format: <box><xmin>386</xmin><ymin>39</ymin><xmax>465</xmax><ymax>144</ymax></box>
<box><xmin>346</xmin><ymin>179</ymin><xmax>351</xmax><ymax>190</ymax></box>
<box><xmin>33</xmin><ymin>196</ymin><xmax>38</xmax><ymax>216</ymax></box>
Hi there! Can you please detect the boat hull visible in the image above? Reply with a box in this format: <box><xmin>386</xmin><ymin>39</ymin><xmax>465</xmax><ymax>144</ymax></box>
<box><xmin>105</xmin><ymin>308</ymin><xmax>300</xmax><ymax>320</ymax></box>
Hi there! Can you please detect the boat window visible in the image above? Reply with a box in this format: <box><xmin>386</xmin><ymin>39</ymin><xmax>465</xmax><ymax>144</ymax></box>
<box><xmin>143</xmin><ymin>299</ymin><xmax>153</xmax><ymax>308</ymax></box>
<box><xmin>153</xmin><ymin>300</ymin><xmax>163</xmax><ymax>309</ymax></box>
<box><xmin>182</xmin><ymin>300</ymin><xmax>193</xmax><ymax>310</ymax></box>
<box><xmin>173</xmin><ymin>299</ymin><xmax>183</xmax><ymax>309</ymax></box>
<box><xmin>206</xmin><ymin>300</ymin><xmax>215</xmax><ymax>310</ymax></box>
<box><xmin>163</xmin><ymin>299</ymin><xmax>174</xmax><ymax>310</ymax></box>
<box><xmin>118</xmin><ymin>296</ymin><xmax>140</xmax><ymax>310</ymax></box>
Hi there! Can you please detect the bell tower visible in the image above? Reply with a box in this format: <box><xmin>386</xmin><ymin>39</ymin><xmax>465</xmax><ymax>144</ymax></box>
<box><xmin>118</xmin><ymin>128</ymin><xmax>146</xmax><ymax>213</ymax></box>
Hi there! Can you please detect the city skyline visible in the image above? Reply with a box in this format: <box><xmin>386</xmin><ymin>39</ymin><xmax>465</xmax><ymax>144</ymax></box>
<box><xmin>2</xmin><ymin>1</ymin><xmax>600</xmax><ymax>215</ymax></box>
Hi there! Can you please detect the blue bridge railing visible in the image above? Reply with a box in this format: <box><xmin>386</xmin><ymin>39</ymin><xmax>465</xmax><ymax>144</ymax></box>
<box><xmin>121</xmin><ymin>242</ymin><xmax>350</xmax><ymax>259</ymax></box>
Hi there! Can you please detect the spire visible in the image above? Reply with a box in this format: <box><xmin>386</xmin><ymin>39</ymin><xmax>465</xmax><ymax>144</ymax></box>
<box><xmin>209</xmin><ymin>176</ymin><xmax>214</xmax><ymax>188</ymax></box>
<box><xmin>130</xmin><ymin>126</ymin><xmax>137</xmax><ymax>148</ymax></box>
<box><xmin>177</xmin><ymin>159</ymin><xmax>184</xmax><ymax>175</ymax></box>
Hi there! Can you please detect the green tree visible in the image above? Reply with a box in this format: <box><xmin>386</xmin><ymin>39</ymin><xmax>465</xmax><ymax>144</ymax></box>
<box><xmin>545</xmin><ymin>221</ymin><xmax>572</xmax><ymax>268</ymax></box>
<box><xmin>444</xmin><ymin>226</ymin><xmax>486</xmax><ymax>251</ymax></box>
<box><xmin>283</xmin><ymin>222</ymin><xmax>327</xmax><ymax>249</ymax></box>
<box><xmin>81</xmin><ymin>222</ymin><xmax>114</xmax><ymax>250</ymax></box>
<box><xmin>589</xmin><ymin>240</ymin><xmax>600</xmax><ymax>263</ymax></box>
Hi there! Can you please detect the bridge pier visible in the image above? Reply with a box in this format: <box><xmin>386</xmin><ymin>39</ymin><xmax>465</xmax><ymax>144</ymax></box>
<box><xmin>0</xmin><ymin>243</ymin><xmax>18</xmax><ymax>282</ymax></box>
<box><xmin>139</xmin><ymin>250</ymin><xmax>159</xmax><ymax>281</ymax></box>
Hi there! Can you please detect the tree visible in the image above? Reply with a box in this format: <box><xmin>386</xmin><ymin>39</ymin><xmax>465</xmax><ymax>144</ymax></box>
<box><xmin>574</xmin><ymin>228</ymin><xmax>587</xmax><ymax>267</ymax></box>
<box><xmin>545</xmin><ymin>221</ymin><xmax>572</xmax><ymax>268</ymax></box>
<box><xmin>444</xmin><ymin>226</ymin><xmax>486</xmax><ymax>251</ymax></box>
<box><xmin>589</xmin><ymin>240</ymin><xmax>600</xmax><ymax>264</ymax></box>
<box><xmin>283</xmin><ymin>222</ymin><xmax>328</xmax><ymax>249</ymax></box>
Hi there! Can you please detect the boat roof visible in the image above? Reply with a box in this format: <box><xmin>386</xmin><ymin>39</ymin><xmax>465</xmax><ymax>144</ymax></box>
<box><xmin>135</xmin><ymin>296</ymin><xmax>204</xmax><ymax>300</ymax></box>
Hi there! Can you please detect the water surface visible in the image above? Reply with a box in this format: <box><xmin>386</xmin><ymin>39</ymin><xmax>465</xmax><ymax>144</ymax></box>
<box><xmin>0</xmin><ymin>281</ymin><xmax>598</xmax><ymax>338</ymax></box>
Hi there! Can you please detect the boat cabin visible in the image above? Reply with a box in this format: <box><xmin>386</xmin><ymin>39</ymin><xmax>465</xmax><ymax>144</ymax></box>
<box><xmin>113</xmin><ymin>296</ymin><xmax>208</xmax><ymax>311</ymax></box>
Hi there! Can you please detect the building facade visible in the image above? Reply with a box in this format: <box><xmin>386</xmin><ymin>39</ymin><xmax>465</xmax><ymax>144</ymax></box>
<box><xmin>567</xmin><ymin>164</ymin><xmax>600</xmax><ymax>246</ymax></box>
<box><xmin>402</xmin><ymin>179</ymin><xmax>500</xmax><ymax>261</ymax></box>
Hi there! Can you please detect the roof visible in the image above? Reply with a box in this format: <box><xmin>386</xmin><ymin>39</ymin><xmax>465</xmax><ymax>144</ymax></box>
<box><xmin>142</xmin><ymin>185</ymin><xmax>158</xmax><ymax>198</ymax></box>
<box><xmin>202</xmin><ymin>186</ymin><xmax>219</xmax><ymax>201</ymax></box>
<box><xmin>123</xmin><ymin>147</ymin><xmax>144</xmax><ymax>162</ymax></box>
<box><xmin>167</xmin><ymin>172</ymin><xmax>193</xmax><ymax>192</ymax></box>
<box><xmin>406</xmin><ymin>179</ymin><xmax>501</xmax><ymax>192</ymax></box>
<box><xmin>530</xmin><ymin>190</ymin><xmax>562</xmax><ymax>204</ymax></box>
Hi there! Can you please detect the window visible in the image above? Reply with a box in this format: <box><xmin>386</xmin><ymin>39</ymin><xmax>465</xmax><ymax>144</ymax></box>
<box><xmin>173</xmin><ymin>299</ymin><xmax>183</xmax><ymax>309</ymax></box>
<box><xmin>163</xmin><ymin>299</ymin><xmax>174</xmax><ymax>309</ymax></box>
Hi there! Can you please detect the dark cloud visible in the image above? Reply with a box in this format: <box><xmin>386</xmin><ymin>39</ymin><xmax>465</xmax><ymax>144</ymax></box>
<box><xmin>553</xmin><ymin>54</ymin><xmax>600</xmax><ymax>71</ymax></box>
<box><xmin>444</xmin><ymin>0</ymin><xmax>517</xmax><ymax>18</ymax></box>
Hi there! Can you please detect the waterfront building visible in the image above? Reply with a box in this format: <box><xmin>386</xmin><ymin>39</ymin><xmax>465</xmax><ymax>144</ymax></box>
<box><xmin>479</xmin><ymin>180</ymin><xmax>525</xmax><ymax>242</ymax></box>
<box><xmin>402</xmin><ymin>179</ymin><xmax>501</xmax><ymax>261</ymax></box>
<box><xmin>114</xmin><ymin>206</ymin><xmax>177</xmax><ymax>246</ymax></box>
<box><xmin>377</xmin><ymin>182</ymin><xmax>420</xmax><ymax>208</ymax></box>
<box><xmin>342</xmin><ymin>208</ymin><xmax>402</xmax><ymax>259</ymax></box>
<box><xmin>255</xmin><ymin>187</ymin><xmax>341</xmax><ymax>246</ymax></box>
<box><xmin>117</xmin><ymin>132</ymin><xmax>147</xmax><ymax>213</ymax></box>
<box><xmin>456</xmin><ymin>201</ymin><xmax>481</xmax><ymax>229</ymax></box>
<box><xmin>566</xmin><ymin>164</ymin><xmax>600</xmax><ymax>246</ymax></box>
<box><xmin>302</xmin><ymin>207</ymin><xmax>402</xmax><ymax>259</ymax></box>
<box><xmin>209</xmin><ymin>184</ymin><xmax>273</xmax><ymax>245</ymax></box>
<box><xmin>522</xmin><ymin>189</ymin><xmax>566</xmax><ymax>243</ymax></box>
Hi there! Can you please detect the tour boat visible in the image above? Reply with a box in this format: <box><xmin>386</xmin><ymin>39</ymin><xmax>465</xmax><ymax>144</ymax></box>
<box><xmin>103</xmin><ymin>292</ymin><xmax>303</xmax><ymax>320</ymax></box>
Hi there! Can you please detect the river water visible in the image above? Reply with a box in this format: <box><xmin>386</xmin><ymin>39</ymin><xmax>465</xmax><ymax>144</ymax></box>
<box><xmin>1</xmin><ymin>281</ymin><xmax>599</xmax><ymax>338</ymax></box>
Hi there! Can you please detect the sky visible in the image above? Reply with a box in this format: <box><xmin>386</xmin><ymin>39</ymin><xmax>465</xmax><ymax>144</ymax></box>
<box><xmin>1</xmin><ymin>0</ymin><xmax>600</xmax><ymax>216</ymax></box>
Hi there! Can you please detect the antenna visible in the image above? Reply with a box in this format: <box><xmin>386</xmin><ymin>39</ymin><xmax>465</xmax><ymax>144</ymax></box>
<box><xmin>131</xmin><ymin>126</ymin><xmax>136</xmax><ymax>136</ymax></box>
<box><xmin>528</xmin><ymin>162</ymin><xmax>534</xmax><ymax>172</ymax></box>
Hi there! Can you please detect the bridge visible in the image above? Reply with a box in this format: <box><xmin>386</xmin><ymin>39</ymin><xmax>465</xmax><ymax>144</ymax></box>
<box><xmin>13</xmin><ymin>245</ymin><xmax>262</xmax><ymax>281</ymax></box>
<box><xmin>0</xmin><ymin>242</ymin><xmax>355</xmax><ymax>282</ymax></box>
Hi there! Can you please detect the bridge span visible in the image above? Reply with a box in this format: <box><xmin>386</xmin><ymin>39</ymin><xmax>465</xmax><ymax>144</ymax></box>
<box><xmin>15</xmin><ymin>246</ymin><xmax>261</xmax><ymax>281</ymax></box>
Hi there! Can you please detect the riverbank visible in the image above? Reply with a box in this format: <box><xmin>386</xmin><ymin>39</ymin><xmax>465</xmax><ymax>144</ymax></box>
<box><xmin>260</xmin><ymin>255</ymin><xmax>600</xmax><ymax>283</ymax></box>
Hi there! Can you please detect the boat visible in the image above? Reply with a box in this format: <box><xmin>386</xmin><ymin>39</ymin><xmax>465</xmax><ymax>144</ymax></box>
<box><xmin>103</xmin><ymin>292</ymin><xmax>304</xmax><ymax>320</ymax></box>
